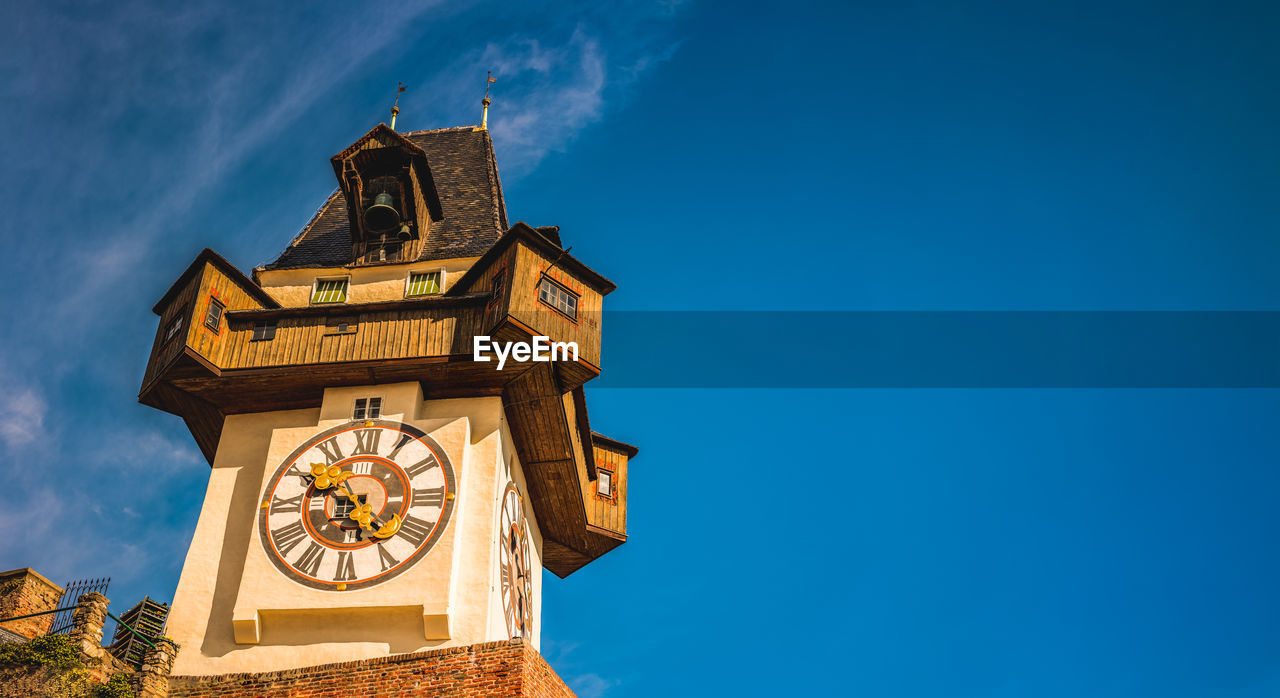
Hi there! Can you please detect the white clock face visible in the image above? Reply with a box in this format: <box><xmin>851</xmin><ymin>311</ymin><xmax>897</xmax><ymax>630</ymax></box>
<box><xmin>257</xmin><ymin>420</ymin><xmax>456</xmax><ymax>591</ymax></box>
<box><xmin>499</xmin><ymin>483</ymin><xmax>534</xmax><ymax>638</ymax></box>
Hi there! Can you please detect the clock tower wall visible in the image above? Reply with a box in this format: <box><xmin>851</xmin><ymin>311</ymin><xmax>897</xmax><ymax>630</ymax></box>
<box><xmin>168</xmin><ymin>383</ymin><xmax>539</xmax><ymax>676</ymax></box>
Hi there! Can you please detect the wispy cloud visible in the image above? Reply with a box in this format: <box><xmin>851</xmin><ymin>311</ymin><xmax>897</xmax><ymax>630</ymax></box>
<box><xmin>423</xmin><ymin>17</ymin><xmax>684</xmax><ymax>178</ymax></box>
<box><xmin>0</xmin><ymin>380</ymin><xmax>47</xmax><ymax>450</ymax></box>
<box><xmin>570</xmin><ymin>673</ymin><xmax>621</xmax><ymax>698</ymax></box>
<box><xmin>46</xmin><ymin>1</ymin><xmax>457</xmax><ymax>326</ymax></box>
<box><xmin>92</xmin><ymin>428</ymin><xmax>203</xmax><ymax>471</ymax></box>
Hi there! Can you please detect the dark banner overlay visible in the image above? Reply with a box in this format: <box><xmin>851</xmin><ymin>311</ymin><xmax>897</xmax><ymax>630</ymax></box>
<box><xmin>588</xmin><ymin>312</ymin><xmax>1280</xmax><ymax>388</ymax></box>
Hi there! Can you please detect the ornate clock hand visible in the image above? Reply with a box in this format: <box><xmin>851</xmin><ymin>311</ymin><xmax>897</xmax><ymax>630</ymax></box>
<box><xmin>332</xmin><ymin>478</ymin><xmax>400</xmax><ymax>539</ymax></box>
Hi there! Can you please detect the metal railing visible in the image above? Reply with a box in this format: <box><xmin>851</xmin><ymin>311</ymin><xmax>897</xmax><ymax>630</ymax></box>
<box><xmin>0</xmin><ymin>603</ymin><xmax>157</xmax><ymax>651</ymax></box>
<box><xmin>49</xmin><ymin>577</ymin><xmax>110</xmax><ymax>635</ymax></box>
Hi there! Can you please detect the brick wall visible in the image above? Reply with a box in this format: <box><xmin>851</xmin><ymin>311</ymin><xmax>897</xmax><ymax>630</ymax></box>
<box><xmin>0</xmin><ymin>568</ymin><xmax>64</xmax><ymax>639</ymax></box>
<box><xmin>168</xmin><ymin>639</ymin><xmax>576</xmax><ymax>697</ymax></box>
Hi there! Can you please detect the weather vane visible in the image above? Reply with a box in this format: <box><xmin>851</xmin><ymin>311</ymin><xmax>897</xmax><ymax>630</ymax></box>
<box><xmin>481</xmin><ymin>71</ymin><xmax>496</xmax><ymax>130</ymax></box>
<box><xmin>390</xmin><ymin>82</ymin><xmax>406</xmax><ymax>130</ymax></box>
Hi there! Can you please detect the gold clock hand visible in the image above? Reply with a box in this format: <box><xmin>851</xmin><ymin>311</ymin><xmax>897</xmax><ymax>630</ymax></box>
<box><xmin>372</xmin><ymin>513</ymin><xmax>401</xmax><ymax>539</ymax></box>
<box><xmin>335</xmin><ymin>481</ymin><xmax>384</xmax><ymax>527</ymax></box>
<box><xmin>311</xmin><ymin>463</ymin><xmax>404</xmax><ymax>540</ymax></box>
<box><xmin>335</xmin><ymin>481</ymin><xmax>401</xmax><ymax>539</ymax></box>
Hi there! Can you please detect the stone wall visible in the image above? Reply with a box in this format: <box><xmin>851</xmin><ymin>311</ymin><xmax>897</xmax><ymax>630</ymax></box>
<box><xmin>169</xmin><ymin>639</ymin><xmax>576</xmax><ymax>697</ymax></box>
<box><xmin>0</xmin><ymin>589</ymin><xmax>178</xmax><ymax>697</ymax></box>
<box><xmin>0</xmin><ymin>568</ymin><xmax>64</xmax><ymax>639</ymax></box>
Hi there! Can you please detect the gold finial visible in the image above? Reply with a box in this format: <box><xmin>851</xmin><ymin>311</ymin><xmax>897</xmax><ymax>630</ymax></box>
<box><xmin>480</xmin><ymin>72</ymin><xmax>496</xmax><ymax>131</ymax></box>
<box><xmin>390</xmin><ymin>82</ymin><xmax>406</xmax><ymax>130</ymax></box>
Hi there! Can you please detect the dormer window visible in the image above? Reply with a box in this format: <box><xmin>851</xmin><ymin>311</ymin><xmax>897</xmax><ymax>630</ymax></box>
<box><xmin>597</xmin><ymin>469</ymin><xmax>614</xmax><ymax>499</ymax></box>
<box><xmin>311</xmin><ymin>277</ymin><xmax>349</xmax><ymax>304</ymax></box>
<box><xmin>406</xmin><ymin>270</ymin><xmax>442</xmax><ymax>297</ymax></box>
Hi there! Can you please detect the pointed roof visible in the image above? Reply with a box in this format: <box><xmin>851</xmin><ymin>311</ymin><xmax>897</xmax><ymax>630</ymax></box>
<box><xmin>258</xmin><ymin>126</ymin><xmax>509</xmax><ymax>273</ymax></box>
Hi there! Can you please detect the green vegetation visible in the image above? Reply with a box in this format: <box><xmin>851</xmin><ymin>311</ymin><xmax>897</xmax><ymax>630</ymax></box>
<box><xmin>0</xmin><ymin>634</ymin><xmax>82</xmax><ymax>671</ymax></box>
<box><xmin>0</xmin><ymin>634</ymin><xmax>136</xmax><ymax>698</ymax></box>
<box><xmin>92</xmin><ymin>674</ymin><xmax>135</xmax><ymax>698</ymax></box>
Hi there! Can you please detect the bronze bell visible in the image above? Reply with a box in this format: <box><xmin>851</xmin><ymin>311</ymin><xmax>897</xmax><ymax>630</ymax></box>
<box><xmin>396</xmin><ymin>223</ymin><xmax>413</xmax><ymax>241</ymax></box>
<box><xmin>364</xmin><ymin>191</ymin><xmax>400</xmax><ymax>233</ymax></box>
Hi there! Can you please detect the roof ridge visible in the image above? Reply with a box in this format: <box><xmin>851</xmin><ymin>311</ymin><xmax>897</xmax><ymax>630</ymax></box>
<box><xmin>401</xmin><ymin>125</ymin><xmax>481</xmax><ymax>135</ymax></box>
<box><xmin>480</xmin><ymin>129</ymin><xmax>508</xmax><ymax>234</ymax></box>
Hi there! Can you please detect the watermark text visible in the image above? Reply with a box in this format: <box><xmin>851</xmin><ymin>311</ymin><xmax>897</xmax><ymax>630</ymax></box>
<box><xmin>473</xmin><ymin>336</ymin><xmax>579</xmax><ymax>370</ymax></box>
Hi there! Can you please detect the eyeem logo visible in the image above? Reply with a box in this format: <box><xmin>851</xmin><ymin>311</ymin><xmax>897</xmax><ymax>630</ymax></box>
<box><xmin>473</xmin><ymin>336</ymin><xmax>579</xmax><ymax>370</ymax></box>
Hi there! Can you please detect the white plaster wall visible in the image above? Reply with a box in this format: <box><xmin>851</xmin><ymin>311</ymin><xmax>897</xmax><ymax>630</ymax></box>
<box><xmin>255</xmin><ymin>257</ymin><xmax>478</xmax><ymax>307</ymax></box>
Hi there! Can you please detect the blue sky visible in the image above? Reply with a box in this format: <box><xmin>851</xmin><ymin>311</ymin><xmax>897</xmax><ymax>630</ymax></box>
<box><xmin>2</xmin><ymin>1</ymin><xmax>1279</xmax><ymax>696</ymax></box>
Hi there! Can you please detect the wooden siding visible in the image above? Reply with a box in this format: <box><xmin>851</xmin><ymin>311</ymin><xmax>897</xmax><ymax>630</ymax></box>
<box><xmin>189</xmin><ymin>262</ymin><xmax>272</xmax><ymax>368</ymax></box>
<box><xmin>141</xmin><ymin>272</ymin><xmax>202</xmax><ymax>389</ymax></box>
<box><xmin>456</xmin><ymin>242</ymin><xmax>517</xmax><ymax>335</ymax></box>
<box><xmin>589</xmin><ymin>442</ymin><xmax>629</xmax><ymax>535</ymax></box>
<box><xmin>219</xmin><ymin>305</ymin><xmax>485</xmax><ymax>370</ymax></box>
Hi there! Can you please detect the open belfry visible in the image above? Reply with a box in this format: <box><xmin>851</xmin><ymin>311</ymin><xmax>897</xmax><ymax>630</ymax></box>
<box><xmin>136</xmin><ymin>103</ymin><xmax>637</xmax><ymax>694</ymax></box>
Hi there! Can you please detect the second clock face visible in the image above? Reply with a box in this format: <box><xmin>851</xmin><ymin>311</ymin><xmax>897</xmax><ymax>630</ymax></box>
<box><xmin>257</xmin><ymin>420</ymin><xmax>456</xmax><ymax>591</ymax></box>
<box><xmin>499</xmin><ymin>483</ymin><xmax>533</xmax><ymax>638</ymax></box>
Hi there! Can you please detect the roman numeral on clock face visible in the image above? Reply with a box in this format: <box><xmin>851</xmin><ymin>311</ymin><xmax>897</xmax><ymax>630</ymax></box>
<box><xmin>295</xmin><ymin>542</ymin><xmax>325</xmax><ymax>577</ymax></box>
<box><xmin>412</xmin><ymin>487</ymin><xmax>445</xmax><ymax>508</ymax></box>
<box><xmin>387</xmin><ymin>432</ymin><xmax>414</xmax><ymax>460</ymax></box>
<box><xmin>352</xmin><ymin>429</ymin><xmax>381</xmax><ymax>455</ymax></box>
<box><xmin>271</xmin><ymin>521</ymin><xmax>308</xmax><ymax>557</ymax></box>
<box><xmin>335</xmin><ymin>551</ymin><xmax>357</xmax><ymax>582</ymax></box>
<box><xmin>270</xmin><ymin>493</ymin><xmax>303</xmax><ymax>514</ymax></box>
<box><xmin>397</xmin><ymin>516</ymin><xmax>433</xmax><ymax>547</ymax></box>
<box><xmin>314</xmin><ymin>439</ymin><xmax>344</xmax><ymax>465</ymax></box>
<box><xmin>377</xmin><ymin>543</ymin><xmax>400</xmax><ymax>572</ymax></box>
<box><xmin>404</xmin><ymin>454</ymin><xmax>439</xmax><ymax>479</ymax></box>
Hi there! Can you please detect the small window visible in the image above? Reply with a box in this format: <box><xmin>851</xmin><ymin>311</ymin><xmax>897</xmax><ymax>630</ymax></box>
<box><xmin>325</xmin><ymin>316</ymin><xmax>357</xmax><ymax>335</ymax></box>
<box><xmin>597</xmin><ymin>469</ymin><xmax>614</xmax><ymax>498</ymax></box>
<box><xmin>251</xmin><ymin>320</ymin><xmax>277</xmax><ymax>342</ymax></box>
<box><xmin>488</xmin><ymin>266</ymin><xmax>506</xmax><ymax>308</ymax></box>
<box><xmin>406</xmin><ymin>270</ymin><xmax>442</xmax><ymax>297</ymax></box>
<box><xmin>353</xmin><ymin>397</ymin><xmax>382</xmax><ymax>420</ymax></box>
<box><xmin>163</xmin><ymin>314</ymin><xmax>184</xmax><ymax>344</ymax></box>
<box><xmin>333</xmin><ymin>493</ymin><xmax>366</xmax><ymax>519</ymax></box>
<box><xmin>311</xmin><ymin>278</ymin><xmax>349</xmax><ymax>304</ymax></box>
<box><xmin>538</xmin><ymin>278</ymin><xmax>578</xmax><ymax>321</ymax></box>
<box><xmin>204</xmin><ymin>299</ymin><xmax>225</xmax><ymax>332</ymax></box>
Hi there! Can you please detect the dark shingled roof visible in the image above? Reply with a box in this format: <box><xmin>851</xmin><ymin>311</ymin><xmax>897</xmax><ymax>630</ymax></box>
<box><xmin>259</xmin><ymin>126</ymin><xmax>509</xmax><ymax>271</ymax></box>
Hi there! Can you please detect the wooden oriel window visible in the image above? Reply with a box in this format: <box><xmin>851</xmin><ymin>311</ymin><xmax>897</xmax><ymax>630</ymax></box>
<box><xmin>203</xmin><ymin>299</ymin><xmax>225</xmax><ymax>332</ymax></box>
<box><xmin>596</xmin><ymin>469</ymin><xmax>614</xmax><ymax>499</ymax></box>
<box><xmin>251</xmin><ymin>320</ymin><xmax>276</xmax><ymax>342</ymax></box>
<box><xmin>537</xmin><ymin>277</ymin><xmax>578</xmax><ymax>321</ymax></box>
<box><xmin>353</xmin><ymin>397</ymin><xmax>382</xmax><ymax>420</ymax></box>
<box><xmin>311</xmin><ymin>278</ymin><xmax>349</xmax><ymax>304</ymax></box>
<box><xmin>406</xmin><ymin>270</ymin><xmax>442</xmax><ymax>297</ymax></box>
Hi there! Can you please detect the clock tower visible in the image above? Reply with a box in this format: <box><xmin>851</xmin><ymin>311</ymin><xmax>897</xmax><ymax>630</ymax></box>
<box><xmin>139</xmin><ymin>121</ymin><xmax>637</xmax><ymax>678</ymax></box>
